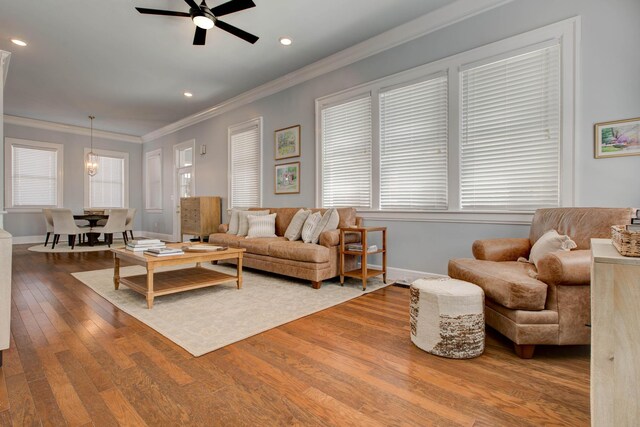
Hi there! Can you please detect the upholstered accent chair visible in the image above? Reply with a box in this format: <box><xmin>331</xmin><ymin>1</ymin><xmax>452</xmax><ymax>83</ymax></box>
<box><xmin>448</xmin><ymin>207</ymin><xmax>633</xmax><ymax>358</ymax></box>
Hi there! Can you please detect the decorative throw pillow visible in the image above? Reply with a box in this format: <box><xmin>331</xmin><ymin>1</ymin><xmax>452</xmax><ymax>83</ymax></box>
<box><xmin>309</xmin><ymin>208</ymin><xmax>340</xmax><ymax>244</ymax></box>
<box><xmin>227</xmin><ymin>208</ymin><xmax>244</xmax><ymax>235</ymax></box>
<box><xmin>301</xmin><ymin>212</ymin><xmax>322</xmax><ymax>243</ymax></box>
<box><xmin>246</xmin><ymin>213</ymin><xmax>277</xmax><ymax>238</ymax></box>
<box><xmin>284</xmin><ymin>209</ymin><xmax>311</xmax><ymax>241</ymax></box>
<box><xmin>526</xmin><ymin>229</ymin><xmax>577</xmax><ymax>268</ymax></box>
<box><xmin>237</xmin><ymin>210</ymin><xmax>270</xmax><ymax>237</ymax></box>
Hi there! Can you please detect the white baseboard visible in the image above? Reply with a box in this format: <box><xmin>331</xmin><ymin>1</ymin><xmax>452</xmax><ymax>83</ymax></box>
<box><xmin>363</xmin><ymin>264</ymin><xmax>447</xmax><ymax>285</ymax></box>
<box><xmin>139</xmin><ymin>231</ymin><xmax>176</xmax><ymax>242</ymax></box>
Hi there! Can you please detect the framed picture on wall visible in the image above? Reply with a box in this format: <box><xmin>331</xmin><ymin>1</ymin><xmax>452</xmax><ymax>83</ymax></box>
<box><xmin>594</xmin><ymin>117</ymin><xmax>640</xmax><ymax>158</ymax></box>
<box><xmin>275</xmin><ymin>162</ymin><xmax>300</xmax><ymax>194</ymax></box>
<box><xmin>274</xmin><ymin>125</ymin><xmax>301</xmax><ymax>160</ymax></box>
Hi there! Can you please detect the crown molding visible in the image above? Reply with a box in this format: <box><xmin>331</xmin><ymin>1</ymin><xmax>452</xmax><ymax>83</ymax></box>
<box><xmin>4</xmin><ymin>115</ymin><xmax>142</xmax><ymax>144</ymax></box>
<box><xmin>142</xmin><ymin>0</ymin><xmax>513</xmax><ymax>142</ymax></box>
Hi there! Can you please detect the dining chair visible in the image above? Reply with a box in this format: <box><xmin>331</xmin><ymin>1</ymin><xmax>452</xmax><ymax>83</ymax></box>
<box><xmin>91</xmin><ymin>208</ymin><xmax>128</xmax><ymax>247</ymax></box>
<box><xmin>50</xmin><ymin>209</ymin><xmax>86</xmax><ymax>249</ymax></box>
<box><xmin>42</xmin><ymin>209</ymin><xmax>54</xmax><ymax>247</ymax></box>
<box><xmin>124</xmin><ymin>208</ymin><xmax>136</xmax><ymax>240</ymax></box>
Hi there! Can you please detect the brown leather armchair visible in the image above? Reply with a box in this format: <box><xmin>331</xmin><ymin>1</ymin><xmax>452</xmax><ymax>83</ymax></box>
<box><xmin>449</xmin><ymin>208</ymin><xmax>633</xmax><ymax>358</ymax></box>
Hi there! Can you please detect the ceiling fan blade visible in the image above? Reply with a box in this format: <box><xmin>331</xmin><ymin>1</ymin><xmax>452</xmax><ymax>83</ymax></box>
<box><xmin>211</xmin><ymin>0</ymin><xmax>256</xmax><ymax>17</ymax></box>
<box><xmin>214</xmin><ymin>19</ymin><xmax>258</xmax><ymax>44</ymax></box>
<box><xmin>193</xmin><ymin>27</ymin><xmax>207</xmax><ymax>45</ymax></box>
<box><xmin>135</xmin><ymin>7</ymin><xmax>190</xmax><ymax>17</ymax></box>
<box><xmin>183</xmin><ymin>0</ymin><xmax>200</xmax><ymax>10</ymax></box>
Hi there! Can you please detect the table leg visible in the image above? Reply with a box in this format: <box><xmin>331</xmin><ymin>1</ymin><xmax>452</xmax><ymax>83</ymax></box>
<box><xmin>382</xmin><ymin>228</ymin><xmax>387</xmax><ymax>284</ymax></box>
<box><xmin>146</xmin><ymin>266</ymin><xmax>155</xmax><ymax>309</ymax></box>
<box><xmin>340</xmin><ymin>230</ymin><xmax>345</xmax><ymax>286</ymax></box>
<box><xmin>361</xmin><ymin>231</ymin><xmax>367</xmax><ymax>291</ymax></box>
<box><xmin>237</xmin><ymin>255</ymin><xmax>243</xmax><ymax>290</ymax></box>
<box><xmin>113</xmin><ymin>255</ymin><xmax>120</xmax><ymax>290</ymax></box>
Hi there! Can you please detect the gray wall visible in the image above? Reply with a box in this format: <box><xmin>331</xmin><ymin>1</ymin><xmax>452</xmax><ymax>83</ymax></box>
<box><xmin>143</xmin><ymin>0</ymin><xmax>640</xmax><ymax>275</ymax></box>
<box><xmin>3</xmin><ymin>122</ymin><xmax>143</xmax><ymax>237</ymax></box>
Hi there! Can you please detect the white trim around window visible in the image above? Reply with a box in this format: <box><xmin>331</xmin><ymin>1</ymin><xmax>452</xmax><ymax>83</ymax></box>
<box><xmin>83</xmin><ymin>148</ymin><xmax>129</xmax><ymax>209</ymax></box>
<box><xmin>228</xmin><ymin>117</ymin><xmax>263</xmax><ymax>209</ymax></box>
<box><xmin>4</xmin><ymin>138</ymin><xmax>64</xmax><ymax>212</ymax></box>
<box><xmin>145</xmin><ymin>148</ymin><xmax>163</xmax><ymax>212</ymax></box>
<box><xmin>315</xmin><ymin>17</ymin><xmax>579</xmax><ymax>224</ymax></box>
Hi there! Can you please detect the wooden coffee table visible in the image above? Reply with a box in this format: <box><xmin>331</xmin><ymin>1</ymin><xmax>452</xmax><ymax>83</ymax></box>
<box><xmin>111</xmin><ymin>244</ymin><xmax>245</xmax><ymax>309</ymax></box>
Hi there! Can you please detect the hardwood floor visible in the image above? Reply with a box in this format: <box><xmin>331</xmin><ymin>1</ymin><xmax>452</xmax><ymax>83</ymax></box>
<box><xmin>1</xmin><ymin>245</ymin><xmax>590</xmax><ymax>426</ymax></box>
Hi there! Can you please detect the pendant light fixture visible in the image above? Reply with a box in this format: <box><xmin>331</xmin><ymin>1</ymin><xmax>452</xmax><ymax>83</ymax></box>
<box><xmin>86</xmin><ymin>115</ymin><xmax>99</xmax><ymax>176</ymax></box>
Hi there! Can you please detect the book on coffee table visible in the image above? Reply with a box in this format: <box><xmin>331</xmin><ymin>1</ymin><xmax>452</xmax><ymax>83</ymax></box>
<box><xmin>181</xmin><ymin>244</ymin><xmax>228</xmax><ymax>252</ymax></box>
<box><xmin>145</xmin><ymin>247</ymin><xmax>184</xmax><ymax>257</ymax></box>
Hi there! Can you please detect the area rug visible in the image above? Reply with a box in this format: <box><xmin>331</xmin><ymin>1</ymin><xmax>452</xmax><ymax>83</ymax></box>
<box><xmin>28</xmin><ymin>241</ymin><xmax>125</xmax><ymax>253</ymax></box>
<box><xmin>72</xmin><ymin>264</ymin><xmax>390</xmax><ymax>356</ymax></box>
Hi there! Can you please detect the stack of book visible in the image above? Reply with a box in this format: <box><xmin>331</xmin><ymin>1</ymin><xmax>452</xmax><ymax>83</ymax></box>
<box><xmin>125</xmin><ymin>239</ymin><xmax>166</xmax><ymax>252</ymax></box>
<box><xmin>628</xmin><ymin>217</ymin><xmax>640</xmax><ymax>232</ymax></box>
<box><xmin>145</xmin><ymin>247</ymin><xmax>184</xmax><ymax>257</ymax></box>
<box><xmin>346</xmin><ymin>243</ymin><xmax>378</xmax><ymax>253</ymax></box>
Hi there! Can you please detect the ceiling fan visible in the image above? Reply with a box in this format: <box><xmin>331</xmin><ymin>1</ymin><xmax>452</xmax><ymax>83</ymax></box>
<box><xmin>136</xmin><ymin>0</ymin><xmax>259</xmax><ymax>45</ymax></box>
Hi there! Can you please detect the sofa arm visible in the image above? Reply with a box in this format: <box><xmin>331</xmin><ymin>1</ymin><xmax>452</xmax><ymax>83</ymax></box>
<box><xmin>319</xmin><ymin>229</ymin><xmax>361</xmax><ymax>247</ymax></box>
<box><xmin>536</xmin><ymin>249</ymin><xmax>591</xmax><ymax>286</ymax></box>
<box><xmin>472</xmin><ymin>238</ymin><xmax>531</xmax><ymax>262</ymax></box>
<box><xmin>218</xmin><ymin>224</ymin><xmax>229</xmax><ymax>233</ymax></box>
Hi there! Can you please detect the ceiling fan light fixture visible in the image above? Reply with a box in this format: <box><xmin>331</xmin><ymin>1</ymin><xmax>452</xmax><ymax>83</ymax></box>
<box><xmin>192</xmin><ymin>10</ymin><xmax>214</xmax><ymax>29</ymax></box>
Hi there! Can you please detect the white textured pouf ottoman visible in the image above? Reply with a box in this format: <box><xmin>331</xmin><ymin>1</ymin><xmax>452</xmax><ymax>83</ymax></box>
<box><xmin>410</xmin><ymin>277</ymin><xmax>485</xmax><ymax>359</ymax></box>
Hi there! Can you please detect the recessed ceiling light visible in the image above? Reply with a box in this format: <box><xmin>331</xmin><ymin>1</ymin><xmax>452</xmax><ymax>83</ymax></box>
<box><xmin>184</xmin><ymin>92</ymin><xmax>193</xmax><ymax>98</ymax></box>
<box><xmin>11</xmin><ymin>39</ymin><xmax>27</xmax><ymax>47</ymax></box>
<box><xmin>279</xmin><ymin>37</ymin><xmax>292</xmax><ymax>46</ymax></box>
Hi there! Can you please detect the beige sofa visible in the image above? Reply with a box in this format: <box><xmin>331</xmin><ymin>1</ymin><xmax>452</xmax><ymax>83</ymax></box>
<box><xmin>448</xmin><ymin>207</ymin><xmax>632</xmax><ymax>358</ymax></box>
<box><xmin>208</xmin><ymin>207</ymin><xmax>361</xmax><ymax>289</ymax></box>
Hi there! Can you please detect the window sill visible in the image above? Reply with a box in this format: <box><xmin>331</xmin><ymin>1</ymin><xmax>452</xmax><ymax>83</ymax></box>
<box><xmin>356</xmin><ymin>210</ymin><xmax>534</xmax><ymax>225</ymax></box>
<box><xmin>5</xmin><ymin>208</ymin><xmax>53</xmax><ymax>214</ymax></box>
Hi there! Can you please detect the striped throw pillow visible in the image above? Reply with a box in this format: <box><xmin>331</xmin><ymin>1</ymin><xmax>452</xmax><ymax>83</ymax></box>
<box><xmin>246</xmin><ymin>213</ymin><xmax>277</xmax><ymax>238</ymax></box>
<box><xmin>301</xmin><ymin>212</ymin><xmax>322</xmax><ymax>243</ymax></box>
<box><xmin>284</xmin><ymin>209</ymin><xmax>311</xmax><ymax>241</ymax></box>
<box><xmin>237</xmin><ymin>210</ymin><xmax>270</xmax><ymax>236</ymax></box>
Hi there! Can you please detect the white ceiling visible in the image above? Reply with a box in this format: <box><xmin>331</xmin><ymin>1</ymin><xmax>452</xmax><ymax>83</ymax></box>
<box><xmin>1</xmin><ymin>0</ymin><xmax>457</xmax><ymax>136</ymax></box>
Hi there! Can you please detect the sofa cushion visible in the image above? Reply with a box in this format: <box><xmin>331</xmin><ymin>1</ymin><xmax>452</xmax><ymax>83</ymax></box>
<box><xmin>448</xmin><ymin>259</ymin><xmax>547</xmax><ymax>311</ymax></box>
<box><xmin>284</xmin><ymin>209</ymin><xmax>310</xmax><ymax>241</ymax></box>
<box><xmin>238</xmin><ymin>237</ymin><xmax>286</xmax><ymax>256</ymax></box>
<box><xmin>246</xmin><ymin>213</ymin><xmax>277</xmax><ymax>238</ymax></box>
<box><xmin>301</xmin><ymin>212</ymin><xmax>322</xmax><ymax>243</ymax></box>
<box><xmin>238</xmin><ymin>210</ymin><xmax>270</xmax><ymax>236</ymax></box>
<box><xmin>208</xmin><ymin>233</ymin><xmax>245</xmax><ymax>248</ymax></box>
<box><xmin>269</xmin><ymin>240</ymin><xmax>330</xmax><ymax>263</ymax></box>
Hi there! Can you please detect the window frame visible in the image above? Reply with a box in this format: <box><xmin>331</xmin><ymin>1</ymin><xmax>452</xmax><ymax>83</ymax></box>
<box><xmin>83</xmin><ymin>148</ymin><xmax>130</xmax><ymax>209</ymax></box>
<box><xmin>4</xmin><ymin>138</ymin><xmax>64</xmax><ymax>212</ymax></box>
<box><xmin>315</xmin><ymin>17</ymin><xmax>578</xmax><ymax>225</ymax></box>
<box><xmin>145</xmin><ymin>148</ymin><xmax>163</xmax><ymax>212</ymax></box>
<box><xmin>227</xmin><ymin>117</ymin><xmax>263</xmax><ymax>210</ymax></box>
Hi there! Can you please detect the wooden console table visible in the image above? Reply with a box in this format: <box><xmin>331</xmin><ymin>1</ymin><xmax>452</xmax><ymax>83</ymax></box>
<box><xmin>339</xmin><ymin>226</ymin><xmax>387</xmax><ymax>290</ymax></box>
<box><xmin>590</xmin><ymin>238</ymin><xmax>640</xmax><ymax>426</ymax></box>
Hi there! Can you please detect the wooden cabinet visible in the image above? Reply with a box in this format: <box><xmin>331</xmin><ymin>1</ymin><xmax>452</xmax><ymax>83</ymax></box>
<box><xmin>590</xmin><ymin>238</ymin><xmax>640</xmax><ymax>426</ymax></box>
<box><xmin>180</xmin><ymin>196</ymin><xmax>221</xmax><ymax>242</ymax></box>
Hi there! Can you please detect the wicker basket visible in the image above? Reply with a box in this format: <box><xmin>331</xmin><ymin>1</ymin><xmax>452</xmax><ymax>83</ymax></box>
<box><xmin>611</xmin><ymin>225</ymin><xmax>640</xmax><ymax>257</ymax></box>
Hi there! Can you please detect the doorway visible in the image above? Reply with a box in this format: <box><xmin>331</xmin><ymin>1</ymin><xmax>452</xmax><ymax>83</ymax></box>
<box><xmin>173</xmin><ymin>140</ymin><xmax>195</xmax><ymax>242</ymax></box>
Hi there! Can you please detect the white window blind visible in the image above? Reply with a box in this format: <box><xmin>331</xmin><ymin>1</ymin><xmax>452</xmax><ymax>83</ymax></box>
<box><xmin>11</xmin><ymin>145</ymin><xmax>58</xmax><ymax>207</ymax></box>
<box><xmin>90</xmin><ymin>155</ymin><xmax>125</xmax><ymax>208</ymax></box>
<box><xmin>461</xmin><ymin>45</ymin><xmax>561</xmax><ymax>210</ymax></box>
<box><xmin>230</xmin><ymin>121</ymin><xmax>261</xmax><ymax>208</ymax></box>
<box><xmin>145</xmin><ymin>150</ymin><xmax>162</xmax><ymax>210</ymax></box>
<box><xmin>321</xmin><ymin>96</ymin><xmax>372</xmax><ymax>208</ymax></box>
<box><xmin>380</xmin><ymin>75</ymin><xmax>448</xmax><ymax>210</ymax></box>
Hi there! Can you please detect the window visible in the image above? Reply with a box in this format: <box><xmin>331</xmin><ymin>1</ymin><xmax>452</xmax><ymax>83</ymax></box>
<box><xmin>4</xmin><ymin>138</ymin><xmax>63</xmax><ymax>210</ymax></box>
<box><xmin>228</xmin><ymin>117</ymin><xmax>262</xmax><ymax>208</ymax></box>
<box><xmin>380</xmin><ymin>74</ymin><xmax>448</xmax><ymax>210</ymax></box>
<box><xmin>320</xmin><ymin>95</ymin><xmax>372</xmax><ymax>208</ymax></box>
<box><xmin>460</xmin><ymin>45</ymin><xmax>560</xmax><ymax>210</ymax></box>
<box><xmin>145</xmin><ymin>149</ymin><xmax>162</xmax><ymax>211</ymax></box>
<box><xmin>316</xmin><ymin>18</ymin><xmax>576</xmax><ymax>220</ymax></box>
<box><xmin>84</xmin><ymin>149</ymin><xmax>129</xmax><ymax>209</ymax></box>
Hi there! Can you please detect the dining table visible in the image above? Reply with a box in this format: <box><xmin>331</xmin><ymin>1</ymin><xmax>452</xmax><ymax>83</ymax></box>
<box><xmin>73</xmin><ymin>214</ymin><xmax>109</xmax><ymax>246</ymax></box>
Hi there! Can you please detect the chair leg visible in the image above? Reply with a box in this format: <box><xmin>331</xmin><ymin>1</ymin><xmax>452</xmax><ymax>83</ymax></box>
<box><xmin>122</xmin><ymin>232</ymin><xmax>128</xmax><ymax>244</ymax></box>
<box><xmin>51</xmin><ymin>234</ymin><xmax>58</xmax><ymax>249</ymax></box>
<box><xmin>107</xmin><ymin>233</ymin><xmax>112</xmax><ymax>248</ymax></box>
<box><xmin>44</xmin><ymin>232</ymin><xmax>51</xmax><ymax>247</ymax></box>
<box><xmin>70</xmin><ymin>235</ymin><xmax>76</xmax><ymax>250</ymax></box>
<box><xmin>514</xmin><ymin>344</ymin><xmax>536</xmax><ymax>359</ymax></box>
<box><xmin>129</xmin><ymin>230</ymin><xmax>134</xmax><ymax>240</ymax></box>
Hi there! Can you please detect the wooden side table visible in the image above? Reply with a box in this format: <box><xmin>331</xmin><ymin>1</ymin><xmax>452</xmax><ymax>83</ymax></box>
<box><xmin>339</xmin><ymin>226</ymin><xmax>387</xmax><ymax>290</ymax></box>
